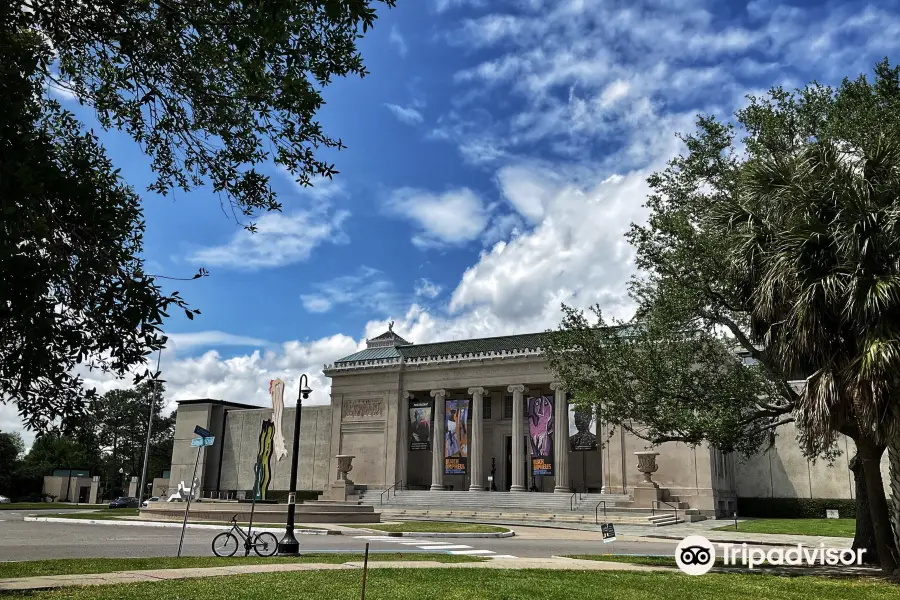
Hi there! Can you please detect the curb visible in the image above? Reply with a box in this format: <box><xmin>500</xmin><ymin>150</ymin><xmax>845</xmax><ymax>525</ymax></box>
<box><xmin>23</xmin><ymin>516</ymin><xmax>338</xmax><ymax>535</ymax></box>
<box><xmin>358</xmin><ymin>529</ymin><xmax>514</xmax><ymax>539</ymax></box>
<box><xmin>640</xmin><ymin>534</ymin><xmax>848</xmax><ymax>548</ymax></box>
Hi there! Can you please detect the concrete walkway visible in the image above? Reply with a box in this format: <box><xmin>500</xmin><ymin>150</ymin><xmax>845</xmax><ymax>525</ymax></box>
<box><xmin>0</xmin><ymin>558</ymin><xmax>667</xmax><ymax>591</ymax></box>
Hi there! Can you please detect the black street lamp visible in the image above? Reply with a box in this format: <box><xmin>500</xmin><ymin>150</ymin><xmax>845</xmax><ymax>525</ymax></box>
<box><xmin>277</xmin><ymin>374</ymin><xmax>312</xmax><ymax>555</ymax></box>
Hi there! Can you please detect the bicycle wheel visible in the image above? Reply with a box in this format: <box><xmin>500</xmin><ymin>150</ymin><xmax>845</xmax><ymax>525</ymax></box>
<box><xmin>212</xmin><ymin>532</ymin><xmax>239</xmax><ymax>557</ymax></box>
<box><xmin>253</xmin><ymin>532</ymin><xmax>278</xmax><ymax>557</ymax></box>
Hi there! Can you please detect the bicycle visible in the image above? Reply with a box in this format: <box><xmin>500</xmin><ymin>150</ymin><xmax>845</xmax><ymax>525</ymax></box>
<box><xmin>211</xmin><ymin>515</ymin><xmax>278</xmax><ymax>557</ymax></box>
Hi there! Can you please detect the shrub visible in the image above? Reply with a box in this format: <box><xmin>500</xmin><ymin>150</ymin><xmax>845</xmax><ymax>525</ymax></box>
<box><xmin>736</xmin><ymin>497</ymin><xmax>857</xmax><ymax>519</ymax></box>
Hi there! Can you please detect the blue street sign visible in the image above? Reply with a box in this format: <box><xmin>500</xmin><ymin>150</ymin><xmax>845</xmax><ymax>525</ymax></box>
<box><xmin>190</xmin><ymin>438</ymin><xmax>204</xmax><ymax>447</ymax></box>
<box><xmin>190</xmin><ymin>436</ymin><xmax>215</xmax><ymax>448</ymax></box>
<box><xmin>194</xmin><ymin>425</ymin><xmax>213</xmax><ymax>438</ymax></box>
<box><xmin>203</xmin><ymin>436</ymin><xmax>215</xmax><ymax>446</ymax></box>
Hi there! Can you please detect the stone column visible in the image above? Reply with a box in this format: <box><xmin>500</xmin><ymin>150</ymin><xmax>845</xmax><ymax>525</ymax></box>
<box><xmin>430</xmin><ymin>389</ymin><xmax>447</xmax><ymax>491</ymax></box>
<box><xmin>508</xmin><ymin>384</ymin><xmax>527</xmax><ymax>492</ymax></box>
<box><xmin>468</xmin><ymin>387</ymin><xmax>485</xmax><ymax>491</ymax></box>
<box><xmin>399</xmin><ymin>391</ymin><xmax>413</xmax><ymax>488</ymax></box>
<box><xmin>551</xmin><ymin>383</ymin><xmax>571</xmax><ymax>493</ymax></box>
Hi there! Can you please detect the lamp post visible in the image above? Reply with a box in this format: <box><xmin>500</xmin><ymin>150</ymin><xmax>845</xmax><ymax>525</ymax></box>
<box><xmin>277</xmin><ymin>374</ymin><xmax>312</xmax><ymax>555</ymax></box>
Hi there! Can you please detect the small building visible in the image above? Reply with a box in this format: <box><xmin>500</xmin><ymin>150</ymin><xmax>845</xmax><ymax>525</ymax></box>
<box><xmin>168</xmin><ymin>328</ymin><xmax>887</xmax><ymax>517</ymax></box>
<box><xmin>42</xmin><ymin>469</ymin><xmax>99</xmax><ymax>504</ymax></box>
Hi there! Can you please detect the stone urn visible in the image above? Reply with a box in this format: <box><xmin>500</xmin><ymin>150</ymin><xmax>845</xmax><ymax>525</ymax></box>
<box><xmin>336</xmin><ymin>454</ymin><xmax>355</xmax><ymax>482</ymax></box>
<box><xmin>635</xmin><ymin>451</ymin><xmax>660</xmax><ymax>485</ymax></box>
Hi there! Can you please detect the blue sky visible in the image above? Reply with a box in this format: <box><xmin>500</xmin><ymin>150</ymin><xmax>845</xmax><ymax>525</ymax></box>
<box><xmin>5</xmin><ymin>0</ymin><xmax>900</xmax><ymax>443</ymax></box>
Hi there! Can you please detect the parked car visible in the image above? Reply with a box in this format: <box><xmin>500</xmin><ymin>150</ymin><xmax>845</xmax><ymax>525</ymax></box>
<box><xmin>109</xmin><ymin>497</ymin><xmax>139</xmax><ymax>509</ymax></box>
<box><xmin>141</xmin><ymin>497</ymin><xmax>160</xmax><ymax>508</ymax></box>
<box><xmin>0</xmin><ymin>495</ymin><xmax>10</xmax><ymax>504</ymax></box>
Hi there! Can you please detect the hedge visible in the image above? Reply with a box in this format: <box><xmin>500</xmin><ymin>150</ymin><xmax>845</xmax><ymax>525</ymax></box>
<box><xmin>256</xmin><ymin>490</ymin><xmax>322</xmax><ymax>503</ymax></box>
<box><xmin>737</xmin><ymin>497</ymin><xmax>857</xmax><ymax>519</ymax></box>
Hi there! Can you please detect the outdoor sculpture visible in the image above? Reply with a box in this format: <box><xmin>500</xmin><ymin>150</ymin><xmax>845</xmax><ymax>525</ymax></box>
<box><xmin>255</xmin><ymin>420</ymin><xmax>275</xmax><ymax>500</ymax></box>
<box><xmin>167</xmin><ymin>479</ymin><xmax>199</xmax><ymax>502</ymax></box>
<box><xmin>269</xmin><ymin>379</ymin><xmax>287</xmax><ymax>461</ymax></box>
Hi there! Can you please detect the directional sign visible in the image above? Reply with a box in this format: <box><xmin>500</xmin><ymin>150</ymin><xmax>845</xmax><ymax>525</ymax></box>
<box><xmin>190</xmin><ymin>438</ymin><xmax>204</xmax><ymax>447</ymax></box>
<box><xmin>194</xmin><ymin>425</ymin><xmax>213</xmax><ymax>438</ymax></box>
<box><xmin>203</xmin><ymin>436</ymin><xmax>215</xmax><ymax>446</ymax></box>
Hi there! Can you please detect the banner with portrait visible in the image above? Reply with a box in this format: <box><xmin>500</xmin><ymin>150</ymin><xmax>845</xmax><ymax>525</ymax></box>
<box><xmin>568</xmin><ymin>404</ymin><xmax>598</xmax><ymax>451</ymax></box>
<box><xmin>408</xmin><ymin>399</ymin><xmax>433</xmax><ymax>451</ymax></box>
<box><xmin>444</xmin><ymin>399</ymin><xmax>469</xmax><ymax>474</ymax></box>
<box><xmin>528</xmin><ymin>395</ymin><xmax>554</xmax><ymax>476</ymax></box>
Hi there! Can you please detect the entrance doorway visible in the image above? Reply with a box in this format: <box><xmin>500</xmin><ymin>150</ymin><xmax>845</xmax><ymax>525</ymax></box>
<box><xmin>504</xmin><ymin>435</ymin><xmax>528</xmax><ymax>491</ymax></box>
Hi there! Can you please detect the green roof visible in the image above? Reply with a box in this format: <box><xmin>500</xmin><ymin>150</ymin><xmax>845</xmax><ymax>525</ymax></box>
<box><xmin>398</xmin><ymin>332</ymin><xmax>545</xmax><ymax>359</ymax></box>
<box><xmin>334</xmin><ymin>346</ymin><xmax>402</xmax><ymax>364</ymax></box>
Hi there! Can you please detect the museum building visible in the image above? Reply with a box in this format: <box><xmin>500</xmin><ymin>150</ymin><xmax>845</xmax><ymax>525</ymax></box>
<box><xmin>168</xmin><ymin>327</ymin><xmax>870</xmax><ymax>517</ymax></box>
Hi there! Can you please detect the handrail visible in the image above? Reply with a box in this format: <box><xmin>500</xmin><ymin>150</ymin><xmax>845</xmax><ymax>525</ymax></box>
<box><xmin>651</xmin><ymin>500</ymin><xmax>678</xmax><ymax>522</ymax></box>
<box><xmin>569</xmin><ymin>491</ymin><xmax>577</xmax><ymax>511</ymax></box>
<box><xmin>594</xmin><ymin>501</ymin><xmax>606</xmax><ymax>524</ymax></box>
<box><xmin>380</xmin><ymin>480</ymin><xmax>403</xmax><ymax>505</ymax></box>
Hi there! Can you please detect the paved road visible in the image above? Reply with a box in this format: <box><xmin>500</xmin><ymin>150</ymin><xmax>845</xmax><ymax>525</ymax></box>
<box><xmin>0</xmin><ymin>512</ymin><xmax>682</xmax><ymax>561</ymax></box>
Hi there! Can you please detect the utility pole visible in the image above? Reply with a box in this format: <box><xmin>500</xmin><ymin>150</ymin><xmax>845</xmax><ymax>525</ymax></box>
<box><xmin>138</xmin><ymin>350</ymin><xmax>163</xmax><ymax>504</ymax></box>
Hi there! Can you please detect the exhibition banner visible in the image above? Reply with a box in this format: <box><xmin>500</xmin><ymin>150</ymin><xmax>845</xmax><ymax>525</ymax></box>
<box><xmin>445</xmin><ymin>398</ymin><xmax>469</xmax><ymax>474</ymax></box>
<box><xmin>568</xmin><ymin>404</ymin><xmax>598</xmax><ymax>451</ymax></box>
<box><xmin>409</xmin><ymin>399</ymin><xmax>433</xmax><ymax>451</ymax></box>
<box><xmin>528</xmin><ymin>395</ymin><xmax>554</xmax><ymax>476</ymax></box>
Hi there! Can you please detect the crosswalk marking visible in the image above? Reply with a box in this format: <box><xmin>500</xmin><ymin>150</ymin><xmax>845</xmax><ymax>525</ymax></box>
<box><xmin>417</xmin><ymin>544</ymin><xmax>472</xmax><ymax>550</ymax></box>
<box><xmin>354</xmin><ymin>533</ymin><xmax>518</xmax><ymax>560</ymax></box>
<box><xmin>447</xmin><ymin>550</ymin><xmax>495</xmax><ymax>555</ymax></box>
<box><xmin>488</xmin><ymin>555</ymin><xmax>518</xmax><ymax>559</ymax></box>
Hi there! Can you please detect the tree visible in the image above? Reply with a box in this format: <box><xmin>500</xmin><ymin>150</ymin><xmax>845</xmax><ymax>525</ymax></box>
<box><xmin>720</xmin><ymin>132</ymin><xmax>900</xmax><ymax>572</ymax></box>
<box><xmin>0</xmin><ymin>431</ymin><xmax>25</xmax><ymax>494</ymax></box>
<box><xmin>545</xmin><ymin>307</ymin><xmax>788</xmax><ymax>458</ymax></box>
<box><xmin>547</xmin><ymin>59</ymin><xmax>900</xmax><ymax>571</ymax></box>
<box><xmin>2</xmin><ymin>0</ymin><xmax>394</xmax><ymax>428</ymax></box>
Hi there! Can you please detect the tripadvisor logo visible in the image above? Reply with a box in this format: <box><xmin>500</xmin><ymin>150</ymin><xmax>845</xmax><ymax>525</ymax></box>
<box><xmin>675</xmin><ymin>535</ymin><xmax>867</xmax><ymax>575</ymax></box>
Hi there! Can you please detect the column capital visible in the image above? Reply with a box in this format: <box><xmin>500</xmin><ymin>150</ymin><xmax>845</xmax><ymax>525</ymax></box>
<box><xmin>549</xmin><ymin>382</ymin><xmax>564</xmax><ymax>391</ymax></box>
<box><xmin>430</xmin><ymin>389</ymin><xmax>447</xmax><ymax>399</ymax></box>
<box><xmin>507</xmin><ymin>384</ymin><xmax>527</xmax><ymax>394</ymax></box>
<box><xmin>403</xmin><ymin>390</ymin><xmax>416</xmax><ymax>400</ymax></box>
<box><xmin>467</xmin><ymin>386</ymin><xmax>485</xmax><ymax>397</ymax></box>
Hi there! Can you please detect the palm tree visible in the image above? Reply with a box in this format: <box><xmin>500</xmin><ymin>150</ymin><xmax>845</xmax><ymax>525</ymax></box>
<box><xmin>720</xmin><ymin>137</ymin><xmax>900</xmax><ymax>572</ymax></box>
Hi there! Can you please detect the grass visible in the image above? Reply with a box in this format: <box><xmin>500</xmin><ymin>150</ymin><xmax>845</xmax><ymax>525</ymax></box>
<box><xmin>4</xmin><ymin>568</ymin><xmax>897</xmax><ymax>600</ymax></box>
<box><xmin>564</xmin><ymin>554</ymin><xmax>759</xmax><ymax>569</ymax></box>
<box><xmin>0</xmin><ymin>503</ymin><xmax>106</xmax><ymax>511</ymax></box>
<box><xmin>712</xmin><ymin>519</ymin><xmax>855</xmax><ymax>538</ymax></box>
<box><xmin>43</xmin><ymin>511</ymin><xmax>330</xmax><ymax>530</ymax></box>
<box><xmin>348</xmin><ymin>521</ymin><xmax>509</xmax><ymax>534</ymax></box>
<box><xmin>0</xmin><ymin>554</ymin><xmax>483</xmax><ymax>579</ymax></box>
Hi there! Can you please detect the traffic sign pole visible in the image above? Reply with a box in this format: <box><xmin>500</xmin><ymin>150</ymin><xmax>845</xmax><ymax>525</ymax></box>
<box><xmin>178</xmin><ymin>432</ymin><xmax>214</xmax><ymax>557</ymax></box>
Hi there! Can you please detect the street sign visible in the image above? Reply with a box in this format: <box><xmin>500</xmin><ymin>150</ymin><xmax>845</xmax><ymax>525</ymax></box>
<box><xmin>194</xmin><ymin>425</ymin><xmax>213</xmax><ymax>438</ymax></box>
<box><xmin>826</xmin><ymin>509</ymin><xmax>840</xmax><ymax>519</ymax></box>
<box><xmin>601</xmin><ymin>522</ymin><xmax>617</xmax><ymax>543</ymax></box>
<box><xmin>190</xmin><ymin>436</ymin><xmax>215</xmax><ymax>447</ymax></box>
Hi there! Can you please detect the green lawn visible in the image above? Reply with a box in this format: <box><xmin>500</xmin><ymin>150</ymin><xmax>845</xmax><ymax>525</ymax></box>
<box><xmin>0</xmin><ymin>503</ymin><xmax>106</xmax><ymax>511</ymax></box>
<box><xmin>0</xmin><ymin>554</ymin><xmax>482</xmax><ymax>579</ymax></box>
<box><xmin>564</xmin><ymin>555</ymin><xmax>764</xmax><ymax>569</ymax></box>
<box><xmin>5</xmin><ymin>568</ymin><xmax>896</xmax><ymax>600</ymax></box>
<box><xmin>348</xmin><ymin>521</ymin><xmax>509</xmax><ymax>534</ymax></box>
<box><xmin>712</xmin><ymin>519</ymin><xmax>855</xmax><ymax>538</ymax></box>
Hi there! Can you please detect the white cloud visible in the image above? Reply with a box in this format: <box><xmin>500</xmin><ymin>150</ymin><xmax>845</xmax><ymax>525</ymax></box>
<box><xmin>188</xmin><ymin>208</ymin><xmax>350</xmax><ymax>270</ymax></box>
<box><xmin>301</xmin><ymin>267</ymin><xmax>399</xmax><ymax>315</ymax></box>
<box><xmin>414</xmin><ymin>278</ymin><xmax>442</xmax><ymax>299</ymax></box>
<box><xmin>166</xmin><ymin>331</ymin><xmax>270</xmax><ymax>351</ymax></box>
<box><xmin>435</xmin><ymin>0</ymin><xmax>485</xmax><ymax>13</ymax></box>
<box><xmin>384</xmin><ymin>187</ymin><xmax>490</xmax><ymax>248</ymax></box>
<box><xmin>384</xmin><ymin>103</ymin><xmax>424</xmax><ymax>125</ymax></box>
<box><xmin>389</xmin><ymin>26</ymin><xmax>408</xmax><ymax>57</ymax></box>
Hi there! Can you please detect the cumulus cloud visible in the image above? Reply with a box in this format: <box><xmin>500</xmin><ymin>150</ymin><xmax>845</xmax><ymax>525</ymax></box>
<box><xmin>300</xmin><ymin>267</ymin><xmax>400</xmax><ymax>315</ymax></box>
<box><xmin>384</xmin><ymin>187</ymin><xmax>490</xmax><ymax>248</ymax></box>
<box><xmin>384</xmin><ymin>103</ymin><xmax>424</xmax><ymax>125</ymax></box>
<box><xmin>414</xmin><ymin>278</ymin><xmax>442</xmax><ymax>299</ymax></box>
<box><xmin>188</xmin><ymin>209</ymin><xmax>350</xmax><ymax>270</ymax></box>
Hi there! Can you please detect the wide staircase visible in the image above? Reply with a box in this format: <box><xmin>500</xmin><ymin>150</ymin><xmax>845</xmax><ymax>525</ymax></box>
<box><xmin>358</xmin><ymin>488</ymin><xmax>701</xmax><ymax>526</ymax></box>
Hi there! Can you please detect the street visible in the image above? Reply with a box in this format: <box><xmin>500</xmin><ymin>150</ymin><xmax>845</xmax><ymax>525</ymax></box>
<box><xmin>0</xmin><ymin>511</ymin><xmax>683</xmax><ymax>561</ymax></box>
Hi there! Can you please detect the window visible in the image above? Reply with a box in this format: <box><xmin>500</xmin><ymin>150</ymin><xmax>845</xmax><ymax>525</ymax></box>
<box><xmin>482</xmin><ymin>396</ymin><xmax>492</xmax><ymax>419</ymax></box>
<box><xmin>503</xmin><ymin>395</ymin><xmax>513</xmax><ymax>419</ymax></box>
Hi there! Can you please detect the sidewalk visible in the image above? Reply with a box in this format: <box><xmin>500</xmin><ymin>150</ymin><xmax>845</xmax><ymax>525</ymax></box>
<box><xmin>0</xmin><ymin>558</ymin><xmax>667</xmax><ymax>591</ymax></box>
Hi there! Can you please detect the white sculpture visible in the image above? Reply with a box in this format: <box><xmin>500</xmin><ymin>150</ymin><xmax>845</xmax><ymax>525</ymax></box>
<box><xmin>270</xmin><ymin>378</ymin><xmax>287</xmax><ymax>461</ymax></box>
<box><xmin>167</xmin><ymin>479</ymin><xmax>199</xmax><ymax>502</ymax></box>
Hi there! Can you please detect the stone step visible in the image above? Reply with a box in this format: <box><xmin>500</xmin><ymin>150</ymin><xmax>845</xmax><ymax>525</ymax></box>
<box><xmin>379</xmin><ymin>507</ymin><xmax>650</xmax><ymax>524</ymax></box>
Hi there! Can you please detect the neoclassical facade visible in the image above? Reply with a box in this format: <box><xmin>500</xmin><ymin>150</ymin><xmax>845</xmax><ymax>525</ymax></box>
<box><xmin>169</xmin><ymin>327</ymin><xmax>872</xmax><ymax>517</ymax></box>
